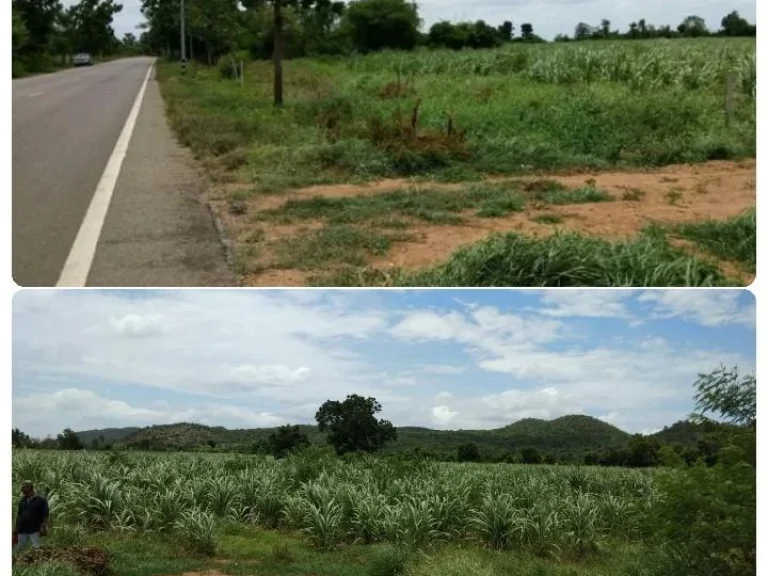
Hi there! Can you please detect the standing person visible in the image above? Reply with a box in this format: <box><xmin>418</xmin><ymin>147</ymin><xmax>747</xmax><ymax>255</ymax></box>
<box><xmin>13</xmin><ymin>481</ymin><xmax>49</xmax><ymax>553</ymax></box>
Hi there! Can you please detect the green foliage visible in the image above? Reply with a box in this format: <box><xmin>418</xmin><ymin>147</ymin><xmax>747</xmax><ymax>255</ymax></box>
<box><xmin>382</xmin><ymin>230</ymin><xmax>733</xmax><ymax>287</ymax></box>
<box><xmin>316</xmin><ymin>394</ymin><xmax>398</xmax><ymax>455</ymax></box>
<box><xmin>676</xmin><ymin>209</ymin><xmax>756</xmax><ymax>273</ymax></box>
<box><xmin>267</xmin><ymin>424</ymin><xmax>310</xmax><ymax>458</ymax></box>
<box><xmin>456</xmin><ymin>443</ymin><xmax>481</xmax><ymax>463</ymax></box>
<box><xmin>520</xmin><ymin>447</ymin><xmax>542</xmax><ymax>465</ymax></box>
<box><xmin>56</xmin><ymin>428</ymin><xmax>84</xmax><ymax>451</ymax></box>
<box><xmin>175</xmin><ymin>508</ymin><xmax>217</xmax><ymax>556</ymax></box>
<box><xmin>691</xmin><ymin>364</ymin><xmax>756</xmax><ymax>427</ymax></box>
<box><xmin>368</xmin><ymin>544</ymin><xmax>413</xmax><ymax>576</ymax></box>
<box><xmin>341</xmin><ymin>0</ymin><xmax>421</xmax><ymax>53</ymax></box>
<box><xmin>650</xmin><ymin>463</ymin><xmax>755</xmax><ymax>576</ymax></box>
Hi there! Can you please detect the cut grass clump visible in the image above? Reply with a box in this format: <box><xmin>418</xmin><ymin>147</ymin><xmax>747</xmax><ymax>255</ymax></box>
<box><xmin>400</xmin><ymin>231</ymin><xmax>729</xmax><ymax>287</ymax></box>
<box><xmin>261</xmin><ymin>184</ymin><xmax>526</xmax><ymax>226</ymax></box>
<box><xmin>274</xmin><ymin>226</ymin><xmax>401</xmax><ymax>269</ymax></box>
<box><xmin>675</xmin><ymin>209</ymin><xmax>756</xmax><ymax>271</ymax></box>
<box><xmin>527</xmin><ymin>182</ymin><xmax>614</xmax><ymax>205</ymax></box>
<box><xmin>369</xmin><ymin>545</ymin><xmax>415</xmax><ymax>576</ymax></box>
<box><xmin>532</xmin><ymin>214</ymin><xmax>563</xmax><ymax>224</ymax></box>
<box><xmin>317</xmin><ymin>230</ymin><xmax>735</xmax><ymax>287</ymax></box>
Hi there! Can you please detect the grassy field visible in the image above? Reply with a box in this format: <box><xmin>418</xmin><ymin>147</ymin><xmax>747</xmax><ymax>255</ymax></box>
<box><xmin>156</xmin><ymin>39</ymin><xmax>756</xmax><ymax>287</ymax></box>
<box><xmin>13</xmin><ymin>450</ymin><xmax>669</xmax><ymax>576</ymax></box>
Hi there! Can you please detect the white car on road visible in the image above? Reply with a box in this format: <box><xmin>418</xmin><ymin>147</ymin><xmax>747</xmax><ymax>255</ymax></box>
<box><xmin>73</xmin><ymin>53</ymin><xmax>93</xmax><ymax>67</ymax></box>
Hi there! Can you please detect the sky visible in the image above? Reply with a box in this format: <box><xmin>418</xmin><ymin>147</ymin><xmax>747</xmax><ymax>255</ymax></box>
<box><xmin>12</xmin><ymin>289</ymin><xmax>755</xmax><ymax>439</ymax></box>
<box><xmin>74</xmin><ymin>0</ymin><xmax>758</xmax><ymax>42</ymax></box>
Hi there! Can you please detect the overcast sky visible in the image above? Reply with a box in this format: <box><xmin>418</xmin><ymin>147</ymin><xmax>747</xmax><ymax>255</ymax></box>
<box><xmin>12</xmin><ymin>289</ymin><xmax>755</xmax><ymax>438</ymax></box>
<box><xmin>69</xmin><ymin>0</ymin><xmax>757</xmax><ymax>41</ymax></box>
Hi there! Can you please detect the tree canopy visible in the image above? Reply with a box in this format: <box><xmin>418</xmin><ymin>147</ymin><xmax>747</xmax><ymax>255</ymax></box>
<box><xmin>315</xmin><ymin>394</ymin><xmax>397</xmax><ymax>455</ymax></box>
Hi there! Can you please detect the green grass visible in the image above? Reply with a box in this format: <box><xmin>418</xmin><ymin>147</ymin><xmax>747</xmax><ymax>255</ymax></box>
<box><xmin>255</xmin><ymin>180</ymin><xmax>612</xmax><ymax>229</ymax></box>
<box><xmin>156</xmin><ymin>38</ymin><xmax>755</xmax><ymax>194</ymax></box>
<box><xmin>259</xmin><ymin>183</ymin><xmax>532</xmax><ymax>225</ymax></box>
<box><xmin>532</xmin><ymin>214</ymin><xmax>564</xmax><ymax>224</ymax></box>
<box><xmin>12</xmin><ymin>530</ymin><xmax>656</xmax><ymax>576</ymax></box>
<box><xmin>272</xmin><ymin>225</ymin><xmax>406</xmax><ymax>268</ymax></box>
<box><xmin>313</xmin><ymin>228</ymin><xmax>738</xmax><ymax>287</ymax></box>
<box><xmin>675</xmin><ymin>209</ymin><xmax>756</xmax><ymax>272</ymax></box>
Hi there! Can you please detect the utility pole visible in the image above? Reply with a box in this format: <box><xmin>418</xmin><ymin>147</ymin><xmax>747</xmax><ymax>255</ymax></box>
<box><xmin>180</xmin><ymin>0</ymin><xmax>186</xmax><ymax>73</ymax></box>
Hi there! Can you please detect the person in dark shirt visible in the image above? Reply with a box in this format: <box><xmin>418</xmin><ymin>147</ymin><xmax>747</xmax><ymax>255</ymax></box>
<box><xmin>13</xmin><ymin>481</ymin><xmax>49</xmax><ymax>553</ymax></box>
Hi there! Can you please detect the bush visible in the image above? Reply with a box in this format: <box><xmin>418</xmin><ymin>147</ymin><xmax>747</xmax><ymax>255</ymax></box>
<box><xmin>650</xmin><ymin>462</ymin><xmax>755</xmax><ymax>576</ymax></box>
<box><xmin>368</xmin><ymin>544</ymin><xmax>414</xmax><ymax>576</ymax></box>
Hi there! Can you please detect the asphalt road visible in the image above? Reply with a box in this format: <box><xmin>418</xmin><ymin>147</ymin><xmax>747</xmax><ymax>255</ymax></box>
<box><xmin>12</xmin><ymin>58</ymin><xmax>233</xmax><ymax>287</ymax></box>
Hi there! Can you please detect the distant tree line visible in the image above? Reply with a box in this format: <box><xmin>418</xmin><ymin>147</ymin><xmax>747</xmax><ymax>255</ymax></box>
<box><xmin>557</xmin><ymin>12</ymin><xmax>755</xmax><ymax>42</ymax></box>
<box><xmin>137</xmin><ymin>0</ymin><xmax>754</xmax><ymax>66</ymax></box>
<box><xmin>13</xmin><ymin>366</ymin><xmax>755</xmax><ymax>472</ymax></box>
<box><xmin>12</xmin><ymin>0</ymin><xmax>148</xmax><ymax>77</ymax></box>
<box><xmin>12</xmin><ymin>0</ymin><xmax>755</xmax><ymax>80</ymax></box>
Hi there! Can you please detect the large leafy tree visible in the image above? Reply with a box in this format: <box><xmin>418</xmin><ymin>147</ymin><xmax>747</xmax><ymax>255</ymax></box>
<box><xmin>267</xmin><ymin>424</ymin><xmax>310</xmax><ymax>458</ymax></box>
<box><xmin>56</xmin><ymin>428</ymin><xmax>84</xmax><ymax>450</ymax></box>
<box><xmin>720</xmin><ymin>10</ymin><xmax>755</xmax><ymax>37</ymax></box>
<box><xmin>187</xmin><ymin>0</ymin><xmax>240</xmax><ymax>64</ymax></box>
<box><xmin>65</xmin><ymin>0</ymin><xmax>123</xmax><ymax>55</ymax></box>
<box><xmin>12</xmin><ymin>428</ymin><xmax>33</xmax><ymax>448</ymax></box>
<box><xmin>140</xmin><ymin>0</ymin><xmax>182</xmax><ymax>57</ymax></box>
<box><xmin>677</xmin><ymin>15</ymin><xmax>708</xmax><ymax>37</ymax></box>
<box><xmin>12</xmin><ymin>0</ymin><xmax>63</xmax><ymax>56</ymax></box>
<box><xmin>340</xmin><ymin>0</ymin><xmax>420</xmax><ymax>53</ymax></box>
<box><xmin>315</xmin><ymin>394</ymin><xmax>397</xmax><ymax>455</ymax></box>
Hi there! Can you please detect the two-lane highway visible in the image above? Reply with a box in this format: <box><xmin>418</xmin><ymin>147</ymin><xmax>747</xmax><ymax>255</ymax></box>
<box><xmin>12</xmin><ymin>58</ymin><xmax>233</xmax><ymax>287</ymax></box>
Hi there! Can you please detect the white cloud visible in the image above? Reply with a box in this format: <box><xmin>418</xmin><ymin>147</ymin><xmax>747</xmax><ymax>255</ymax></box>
<box><xmin>537</xmin><ymin>291</ymin><xmax>633</xmax><ymax>319</ymax></box>
<box><xmin>229</xmin><ymin>364</ymin><xmax>310</xmax><ymax>387</ymax></box>
<box><xmin>108</xmin><ymin>314</ymin><xmax>165</xmax><ymax>337</ymax></box>
<box><xmin>12</xmin><ymin>388</ymin><xmax>287</xmax><ymax>435</ymax></box>
<box><xmin>638</xmin><ymin>291</ymin><xmax>755</xmax><ymax>327</ymax></box>
<box><xmin>431</xmin><ymin>405</ymin><xmax>458</xmax><ymax>425</ymax></box>
<box><xmin>12</xmin><ymin>290</ymin><xmax>754</xmax><ymax>437</ymax></box>
<box><xmin>479</xmin><ymin>386</ymin><xmax>581</xmax><ymax>423</ymax></box>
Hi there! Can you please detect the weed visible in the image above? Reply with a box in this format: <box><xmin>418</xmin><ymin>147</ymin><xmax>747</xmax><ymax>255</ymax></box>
<box><xmin>532</xmin><ymin>214</ymin><xmax>563</xmax><ymax>224</ymax></box>
<box><xmin>675</xmin><ymin>209</ymin><xmax>756</xmax><ymax>271</ymax></box>
<box><xmin>327</xmin><ymin>230</ymin><xmax>734</xmax><ymax>287</ymax></box>
<box><xmin>665</xmin><ymin>188</ymin><xmax>683</xmax><ymax>205</ymax></box>
<box><xmin>269</xmin><ymin>542</ymin><xmax>295</xmax><ymax>563</ymax></box>
<box><xmin>273</xmin><ymin>226</ymin><xmax>400</xmax><ymax>269</ymax></box>
<box><xmin>621</xmin><ymin>188</ymin><xmax>646</xmax><ymax>201</ymax></box>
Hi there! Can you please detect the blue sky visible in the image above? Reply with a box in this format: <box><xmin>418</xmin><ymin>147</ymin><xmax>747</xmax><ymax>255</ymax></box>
<box><xmin>64</xmin><ymin>0</ymin><xmax>757</xmax><ymax>43</ymax></box>
<box><xmin>12</xmin><ymin>289</ymin><xmax>755</xmax><ymax>438</ymax></box>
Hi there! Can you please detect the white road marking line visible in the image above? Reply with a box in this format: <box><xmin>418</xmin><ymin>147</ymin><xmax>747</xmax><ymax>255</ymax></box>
<box><xmin>28</xmin><ymin>91</ymin><xmax>44</xmax><ymax>98</ymax></box>
<box><xmin>56</xmin><ymin>62</ymin><xmax>154</xmax><ymax>287</ymax></box>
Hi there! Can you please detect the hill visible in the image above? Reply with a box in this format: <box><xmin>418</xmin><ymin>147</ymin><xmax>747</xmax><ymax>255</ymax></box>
<box><xmin>75</xmin><ymin>427</ymin><xmax>141</xmax><ymax>445</ymax></box>
<box><xmin>75</xmin><ymin>414</ymin><xmax>649</xmax><ymax>461</ymax></box>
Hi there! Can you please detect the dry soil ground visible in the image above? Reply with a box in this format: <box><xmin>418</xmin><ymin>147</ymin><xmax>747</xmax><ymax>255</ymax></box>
<box><xmin>209</xmin><ymin>159</ymin><xmax>755</xmax><ymax>286</ymax></box>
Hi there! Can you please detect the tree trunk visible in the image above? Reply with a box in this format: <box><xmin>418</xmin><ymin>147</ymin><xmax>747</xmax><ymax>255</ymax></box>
<box><xmin>272</xmin><ymin>0</ymin><xmax>284</xmax><ymax>107</ymax></box>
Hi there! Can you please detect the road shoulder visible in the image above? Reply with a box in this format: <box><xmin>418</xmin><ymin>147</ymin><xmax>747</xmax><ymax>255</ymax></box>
<box><xmin>87</xmin><ymin>67</ymin><xmax>236</xmax><ymax>287</ymax></box>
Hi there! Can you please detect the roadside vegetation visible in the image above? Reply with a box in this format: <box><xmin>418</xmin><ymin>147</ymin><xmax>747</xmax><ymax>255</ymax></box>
<box><xmin>11</xmin><ymin>366</ymin><xmax>756</xmax><ymax>576</ymax></box>
<box><xmin>12</xmin><ymin>0</ymin><xmax>147</xmax><ymax>78</ymax></box>
<box><xmin>155</xmin><ymin>24</ymin><xmax>755</xmax><ymax>286</ymax></box>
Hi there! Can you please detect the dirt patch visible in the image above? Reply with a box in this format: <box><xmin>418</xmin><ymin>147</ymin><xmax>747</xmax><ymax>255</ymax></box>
<box><xmin>208</xmin><ymin>160</ymin><xmax>755</xmax><ymax>286</ymax></box>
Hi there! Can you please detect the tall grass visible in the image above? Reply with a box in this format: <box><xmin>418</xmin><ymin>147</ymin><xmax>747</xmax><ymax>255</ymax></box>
<box><xmin>11</xmin><ymin>451</ymin><xmax>657</xmax><ymax>559</ymax></box>
<box><xmin>158</xmin><ymin>38</ymin><xmax>756</xmax><ymax>190</ymax></box>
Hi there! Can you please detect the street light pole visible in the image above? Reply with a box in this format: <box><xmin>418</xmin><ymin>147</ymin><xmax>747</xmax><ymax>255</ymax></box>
<box><xmin>180</xmin><ymin>0</ymin><xmax>186</xmax><ymax>73</ymax></box>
